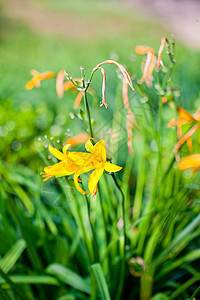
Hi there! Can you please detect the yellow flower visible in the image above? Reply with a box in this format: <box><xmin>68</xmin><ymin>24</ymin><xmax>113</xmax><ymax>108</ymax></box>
<box><xmin>85</xmin><ymin>139</ymin><xmax>122</xmax><ymax>195</ymax></box>
<box><xmin>41</xmin><ymin>139</ymin><xmax>122</xmax><ymax>196</ymax></box>
<box><xmin>179</xmin><ymin>154</ymin><xmax>200</xmax><ymax>171</ymax></box>
<box><xmin>26</xmin><ymin>70</ymin><xmax>55</xmax><ymax>90</ymax></box>
<box><xmin>41</xmin><ymin>143</ymin><xmax>93</xmax><ymax>194</ymax></box>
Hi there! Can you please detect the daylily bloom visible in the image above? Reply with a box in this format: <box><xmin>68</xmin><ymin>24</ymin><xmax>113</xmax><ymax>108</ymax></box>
<box><xmin>41</xmin><ymin>143</ymin><xmax>93</xmax><ymax>194</ymax></box>
<box><xmin>26</xmin><ymin>70</ymin><xmax>55</xmax><ymax>90</ymax></box>
<box><xmin>179</xmin><ymin>154</ymin><xmax>200</xmax><ymax>171</ymax></box>
<box><xmin>41</xmin><ymin>139</ymin><xmax>122</xmax><ymax>195</ymax></box>
<box><xmin>135</xmin><ymin>37</ymin><xmax>167</xmax><ymax>87</ymax></box>
<box><xmin>168</xmin><ymin>106</ymin><xmax>200</xmax><ymax>153</ymax></box>
<box><xmin>85</xmin><ymin>139</ymin><xmax>122</xmax><ymax>195</ymax></box>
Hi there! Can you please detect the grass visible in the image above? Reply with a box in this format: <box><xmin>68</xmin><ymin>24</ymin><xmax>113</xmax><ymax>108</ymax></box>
<box><xmin>0</xmin><ymin>0</ymin><xmax>200</xmax><ymax>299</ymax></box>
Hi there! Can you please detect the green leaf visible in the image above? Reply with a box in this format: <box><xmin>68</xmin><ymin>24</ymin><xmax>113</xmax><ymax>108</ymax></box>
<box><xmin>90</xmin><ymin>263</ymin><xmax>111</xmax><ymax>300</ymax></box>
<box><xmin>0</xmin><ymin>275</ymin><xmax>58</xmax><ymax>285</ymax></box>
<box><xmin>0</xmin><ymin>239</ymin><xmax>26</xmax><ymax>273</ymax></box>
<box><xmin>46</xmin><ymin>264</ymin><xmax>91</xmax><ymax>294</ymax></box>
<box><xmin>79</xmin><ymin>109</ymin><xmax>86</xmax><ymax>120</ymax></box>
<box><xmin>169</xmin><ymin>273</ymin><xmax>200</xmax><ymax>299</ymax></box>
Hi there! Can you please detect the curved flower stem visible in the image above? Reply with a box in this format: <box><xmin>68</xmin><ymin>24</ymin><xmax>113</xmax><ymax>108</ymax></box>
<box><xmin>111</xmin><ymin>173</ymin><xmax>126</xmax><ymax>300</ymax></box>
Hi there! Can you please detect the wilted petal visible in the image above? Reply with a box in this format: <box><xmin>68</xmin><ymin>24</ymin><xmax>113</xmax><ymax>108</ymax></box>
<box><xmin>157</xmin><ymin>37</ymin><xmax>166</xmax><ymax>70</ymax></box>
<box><xmin>126</xmin><ymin>108</ymin><xmax>135</xmax><ymax>155</ymax></box>
<box><xmin>147</xmin><ymin>53</ymin><xmax>156</xmax><ymax>82</ymax></box>
<box><xmin>93</xmin><ymin>60</ymin><xmax>134</xmax><ymax>92</ymax></box>
<box><xmin>98</xmin><ymin>67</ymin><xmax>108</xmax><ymax>108</ymax></box>
<box><xmin>56</xmin><ymin>70</ymin><xmax>65</xmax><ymax>98</ymax></box>
<box><xmin>123</xmin><ymin>78</ymin><xmax>129</xmax><ymax>109</ymax></box>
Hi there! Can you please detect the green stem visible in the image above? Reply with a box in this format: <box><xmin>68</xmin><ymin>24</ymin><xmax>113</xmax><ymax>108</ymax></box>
<box><xmin>151</xmin><ymin>98</ymin><xmax>163</xmax><ymax>203</ymax></box>
<box><xmin>98</xmin><ymin>184</ymin><xmax>111</xmax><ymax>284</ymax></box>
<box><xmin>112</xmin><ymin>173</ymin><xmax>126</xmax><ymax>300</ymax></box>
<box><xmin>133</xmin><ymin>126</ymin><xmax>146</xmax><ymax>221</ymax></box>
<box><xmin>84</xmin><ymin>194</ymin><xmax>100</xmax><ymax>262</ymax></box>
<box><xmin>81</xmin><ymin>66</ymin><xmax>93</xmax><ymax>139</ymax></box>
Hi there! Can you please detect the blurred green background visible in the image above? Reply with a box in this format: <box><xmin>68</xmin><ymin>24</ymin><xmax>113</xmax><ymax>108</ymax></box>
<box><xmin>1</xmin><ymin>0</ymin><xmax>200</xmax><ymax>170</ymax></box>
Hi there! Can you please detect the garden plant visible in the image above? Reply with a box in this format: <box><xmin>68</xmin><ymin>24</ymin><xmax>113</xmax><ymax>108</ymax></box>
<box><xmin>0</xmin><ymin>35</ymin><xmax>200</xmax><ymax>300</ymax></box>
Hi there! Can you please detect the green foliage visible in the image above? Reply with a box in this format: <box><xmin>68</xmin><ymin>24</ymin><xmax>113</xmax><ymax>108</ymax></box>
<box><xmin>0</xmin><ymin>1</ymin><xmax>200</xmax><ymax>299</ymax></box>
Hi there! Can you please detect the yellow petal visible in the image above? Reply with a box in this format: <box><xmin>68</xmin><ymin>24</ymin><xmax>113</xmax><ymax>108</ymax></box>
<box><xmin>179</xmin><ymin>154</ymin><xmax>200</xmax><ymax>170</ymax></box>
<box><xmin>74</xmin><ymin>172</ymin><xmax>87</xmax><ymax>194</ymax></box>
<box><xmin>93</xmin><ymin>140</ymin><xmax>106</xmax><ymax>161</ymax></box>
<box><xmin>42</xmin><ymin>162</ymin><xmax>75</xmax><ymax>181</ymax></box>
<box><xmin>26</xmin><ymin>79</ymin><xmax>36</xmax><ymax>90</ymax></box>
<box><xmin>49</xmin><ymin>145</ymin><xmax>66</xmax><ymax>160</ymax></box>
<box><xmin>63</xmin><ymin>144</ymin><xmax>71</xmax><ymax>155</ymax></box>
<box><xmin>104</xmin><ymin>162</ymin><xmax>122</xmax><ymax>172</ymax></box>
<box><xmin>85</xmin><ymin>139</ymin><xmax>95</xmax><ymax>153</ymax></box>
<box><xmin>88</xmin><ymin>168</ymin><xmax>104</xmax><ymax>194</ymax></box>
<box><xmin>67</xmin><ymin>152</ymin><xmax>93</xmax><ymax>165</ymax></box>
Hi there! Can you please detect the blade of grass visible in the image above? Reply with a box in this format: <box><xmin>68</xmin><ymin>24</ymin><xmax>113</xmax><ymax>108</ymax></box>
<box><xmin>0</xmin><ymin>239</ymin><xmax>26</xmax><ymax>273</ymax></box>
<box><xmin>46</xmin><ymin>263</ymin><xmax>91</xmax><ymax>294</ymax></box>
<box><xmin>90</xmin><ymin>263</ymin><xmax>111</xmax><ymax>300</ymax></box>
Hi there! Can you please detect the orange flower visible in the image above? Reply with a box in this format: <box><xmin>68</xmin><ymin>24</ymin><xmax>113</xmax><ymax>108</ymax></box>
<box><xmin>179</xmin><ymin>154</ymin><xmax>200</xmax><ymax>171</ymax></box>
<box><xmin>135</xmin><ymin>37</ymin><xmax>167</xmax><ymax>87</ymax></box>
<box><xmin>66</xmin><ymin>133</ymin><xmax>90</xmax><ymax>147</ymax></box>
<box><xmin>26</xmin><ymin>70</ymin><xmax>55</xmax><ymax>90</ymax></box>
<box><xmin>168</xmin><ymin>107</ymin><xmax>200</xmax><ymax>153</ymax></box>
